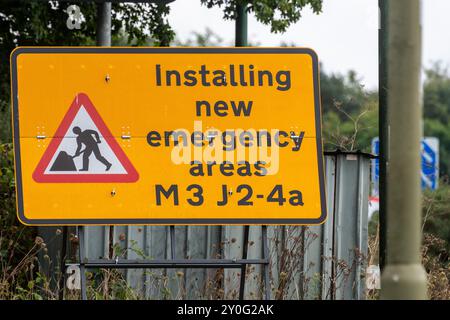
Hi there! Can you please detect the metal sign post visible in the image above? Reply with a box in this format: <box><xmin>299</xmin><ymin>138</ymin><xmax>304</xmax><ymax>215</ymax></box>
<box><xmin>233</xmin><ymin>3</ymin><xmax>270</xmax><ymax>300</ymax></box>
<box><xmin>378</xmin><ymin>0</ymin><xmax>388</xmax><ymax>272</ymax></box>
<box><xmin>42</xmin><ymin>1</ymin><xmax>271</xmax><ymax>300</ymax></box>
<box><xmin>75</xmin><ymin>225</ymin><xmax>271</xmax><ymax>299</ymax></box>
<box><xmin>11</xmin><ymin>48</ymin><xmax>325</xmax><ymax>225</ymax></box>
<box><xmin>235</xmin><ymin>2</ymin><xmax>249</xmax><ymax>301</ymax></box>
<box><xmin>77</xmin><ymin>1</ymin><xmax>112</xmax><ymax>300</ymax></box>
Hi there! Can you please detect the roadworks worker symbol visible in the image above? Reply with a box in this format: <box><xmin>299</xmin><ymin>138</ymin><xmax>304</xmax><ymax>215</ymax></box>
<box><xmin>33</xmin><ymin>93</ymin><xmax>139</xmax><ymax>183</ymax></box>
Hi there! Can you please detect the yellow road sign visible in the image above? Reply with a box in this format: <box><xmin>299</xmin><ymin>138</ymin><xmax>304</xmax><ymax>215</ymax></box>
<box><xmin>11</xmin><ymin>47</ymin><xmax>326</xmax><ymax>225</ymax></box>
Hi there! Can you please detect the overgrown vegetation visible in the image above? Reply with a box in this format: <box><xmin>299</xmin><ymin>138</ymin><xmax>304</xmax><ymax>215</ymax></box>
<box><xmin>0</xmin><ymin>1</ymin><xmax>175</xmax><ymax>143</ymax></box>
<box><xmin>0</xmin><ymin>2</ymin><xmax>449</xmax><ymax>299</ymax></box>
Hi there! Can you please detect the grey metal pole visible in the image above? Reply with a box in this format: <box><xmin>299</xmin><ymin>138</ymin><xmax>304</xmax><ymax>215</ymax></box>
<box><xmin>235</xmin><ymin>2</ymin><xmax>249</xmax><ymax>300</ymax></box>
<box><xmin>96</xmin><ymin>2</ymin><xmax>111</xmax><ymax>46</ymax></box>
<box><xmin>378</xmin><ymin>0</ymin><xmax>388</xmax><ymax>272</ymax></box>
<box><xmin>76</xmin><ymin>1</ymin><xmax>112</xmax><ymax>301</ymax></box>
<box><xmin>380</xmin><ymin>0</ymin><xmax>427</xmax><ymax>300</ymax></box>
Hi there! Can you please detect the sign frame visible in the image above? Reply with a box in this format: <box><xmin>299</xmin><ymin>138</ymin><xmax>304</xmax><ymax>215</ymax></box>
<box><xmin>11</xmin><ymin>47</ymin><xmax>326</xmax><ymax>225</ymax></box>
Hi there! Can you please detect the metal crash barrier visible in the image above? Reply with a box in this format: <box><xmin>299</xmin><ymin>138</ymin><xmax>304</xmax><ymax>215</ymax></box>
<box><xmin>38</xmin><ymin>150</ymin><xmax>373</xmax><ymax>300</ymax></box>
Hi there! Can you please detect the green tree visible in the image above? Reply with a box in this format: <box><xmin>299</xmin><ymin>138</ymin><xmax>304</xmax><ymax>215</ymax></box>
<box><xmin>200</xmin><ymin>0</ymin><xmax>322</xmax><ymax>33</ymax></box>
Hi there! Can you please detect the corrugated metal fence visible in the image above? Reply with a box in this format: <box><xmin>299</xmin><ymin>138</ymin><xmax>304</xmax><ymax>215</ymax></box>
<box><xmin>38</xmin><ymin>151</ymin><xmax>371</xmax><ymax>300</ymax></box>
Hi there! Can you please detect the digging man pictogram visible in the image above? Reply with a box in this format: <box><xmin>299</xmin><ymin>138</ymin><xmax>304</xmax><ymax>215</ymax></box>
<box><xmin>72</xmin><ymin>126</ymin><xmax>112</xmax><ymax>171</ymax></box>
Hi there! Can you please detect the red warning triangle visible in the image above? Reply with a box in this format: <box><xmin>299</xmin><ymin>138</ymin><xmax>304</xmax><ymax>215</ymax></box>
<box><xmin>33</xmin><ymin>93</ymin><xmax>139</xmax><ymax>183</ymax></box>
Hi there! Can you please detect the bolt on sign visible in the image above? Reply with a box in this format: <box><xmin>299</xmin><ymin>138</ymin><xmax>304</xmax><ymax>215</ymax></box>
<box><xmin>11</xmin><ymin>47</ymin><xmax>326</xmax><ymax>225</ymax></box>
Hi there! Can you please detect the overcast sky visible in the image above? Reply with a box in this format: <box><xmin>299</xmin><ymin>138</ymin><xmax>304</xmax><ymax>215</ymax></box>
<box><xmin>168</xmin><ymin>0</ymin><xmax>450</xmax><ymax>90</ymax></box>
